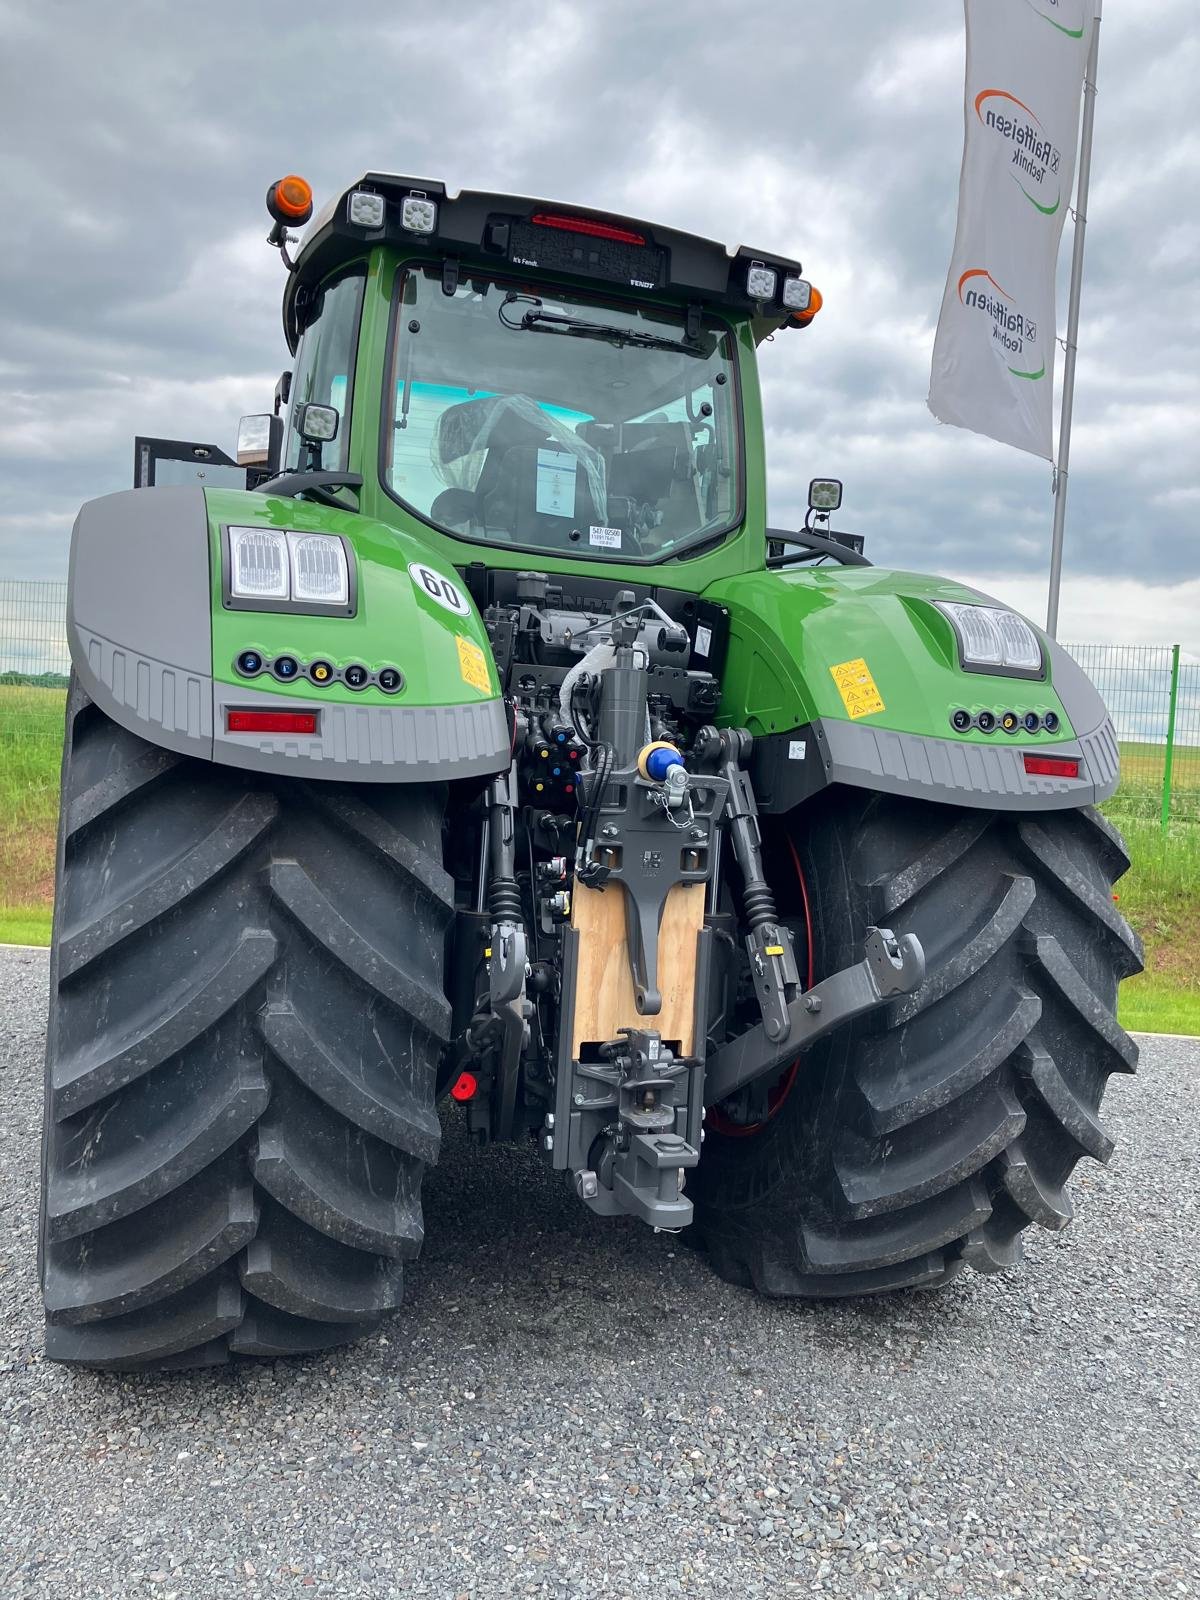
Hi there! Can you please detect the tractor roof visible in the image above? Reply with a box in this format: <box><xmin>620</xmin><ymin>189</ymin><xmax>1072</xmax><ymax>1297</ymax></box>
<box><xmin>282</xmin><ymin>172</ymin><xmax>805</xmax><ymax>351</ymax></box>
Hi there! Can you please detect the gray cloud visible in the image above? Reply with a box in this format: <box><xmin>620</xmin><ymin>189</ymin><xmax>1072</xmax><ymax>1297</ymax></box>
<box><xmin>1</xmin><ymin>0</ymin><xmax>1196</xmax><ymax>645</ymax></box>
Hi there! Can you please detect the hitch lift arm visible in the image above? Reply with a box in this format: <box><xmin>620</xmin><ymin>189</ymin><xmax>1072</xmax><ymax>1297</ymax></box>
<box><xmin>704</xmin><ymin>927</ymin><xmax>926</xmax><ymax>1105</ymax></box>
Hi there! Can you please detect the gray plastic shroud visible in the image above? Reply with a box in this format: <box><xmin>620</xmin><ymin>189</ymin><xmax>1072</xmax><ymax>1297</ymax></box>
<box><xmin>66</xmin><ymin>487</ymin><xmax>510</xmax><ymax>783</ymax></box>
<box><xmin>810</xmin><ymin>636</ymin><xmax>1120</xmax><ymax>812</ymax></box>
<box><xmin>211</xmin><ymin>681</ymin><xmax>510</xmax><ymax>781</ymax></box>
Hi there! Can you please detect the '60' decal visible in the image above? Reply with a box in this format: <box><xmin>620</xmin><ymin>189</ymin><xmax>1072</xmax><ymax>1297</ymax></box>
<box><xmin>408</xmin><ymin>562</ymin><xmax>470</xmax><ymax>617</ymax></box>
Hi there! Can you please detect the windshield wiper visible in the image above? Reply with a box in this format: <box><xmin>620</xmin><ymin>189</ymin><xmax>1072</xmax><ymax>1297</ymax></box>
<box><xmin>498</xmin><ymin>294</ymin><xmax>709</xmax><ymax>357</ymax></box>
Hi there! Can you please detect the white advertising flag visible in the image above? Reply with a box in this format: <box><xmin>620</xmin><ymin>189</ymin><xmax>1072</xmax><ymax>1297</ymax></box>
<box><xmin>929</xmin><ymin>0</ymin><xmax>1096</xmax><ymax>458</ymax></box>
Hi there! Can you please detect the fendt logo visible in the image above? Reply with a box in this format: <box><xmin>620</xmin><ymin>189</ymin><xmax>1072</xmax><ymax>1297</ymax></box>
<box><xmin>957</xmin><ymin>268</ymin><xmax>1045</xmax><ymax>380</ymax></box>
<box><xmin>975</xmin><ymin>88</ymin><xmax>1062</xmax><ymax>214</ymax></box>
<box><xmin>1022</xmin><ymin>0</ymin><xmax>1087</xmax><ymax>38</ymax></box>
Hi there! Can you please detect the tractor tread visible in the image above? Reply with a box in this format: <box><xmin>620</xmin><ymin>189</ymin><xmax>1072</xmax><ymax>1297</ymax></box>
<box><xmin>857</xmin><ymin>984</ymin><xmax>1040</xmax><ymax>1132</ymax></box>
<box><xmin>52</xmin><ymin>931</ymin><xmax>277</xmax><ymax>1120</ymax></box>
<box><xmin>834</xmin><ymin>1085</ymin><xmax>1026</xmax><ymax>1218</ymax></box>
<box><xmin>251</xmin><ymin>1077</ymin><xmax>424</xmax><ymax>1260</ymax></box>
<box><xmin>267</xmin><ymin>860</ymin><xmax>451</xmax><ymax>1041</ymax></box>
<box><xmin>240</xmin><ymin>1205</ymin><xmax>405</xmax><ymax>1323</ymax></box>
<box><xmin>57</xmin><ymin>790</ymin><xmax>278</xmax><ymax>980</ymax></box>
<box><xmin>261</xmin><ymin>1003</ymin><xmax>441</xmax><ymax>1164</ymax></box>
<box><xmin>43</xmin><ymin>1157</ymin><xmax>258</xmax><ymax>1324</ymax></box>
<box><xmin>40</xmin><ymin>688</ymin><xmax>447</xmax><ymax>1370</ymax></box>
<box><xmin>694</xmin><ymin>792</ymin><xmax>1141</xmax><ymax>1302</ymax></box>
<box><xmin>44</xmin><ymin>1276</ymin><xmax>245</xmax><ymax>1370</ymax></box>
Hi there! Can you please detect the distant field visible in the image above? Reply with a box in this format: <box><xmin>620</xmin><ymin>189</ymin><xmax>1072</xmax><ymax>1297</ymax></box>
<box><xmin>1</xmin><ymin>684</ymin><xmax>1196</xmax><ymax>1034</ymax></box>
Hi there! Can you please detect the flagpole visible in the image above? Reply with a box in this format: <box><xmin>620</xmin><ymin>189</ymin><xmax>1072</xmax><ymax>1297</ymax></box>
<box><xmin>1045</xmin><ymin>0</ymin><xmax>1102</xmax><ymax>638</ymax></box>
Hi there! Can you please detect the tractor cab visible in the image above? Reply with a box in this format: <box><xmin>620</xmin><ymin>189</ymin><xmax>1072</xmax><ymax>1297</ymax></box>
<box><xmin>246</xmin><ymin>173</ymin><xmax>820</xmax><ymax>569</ymax></box>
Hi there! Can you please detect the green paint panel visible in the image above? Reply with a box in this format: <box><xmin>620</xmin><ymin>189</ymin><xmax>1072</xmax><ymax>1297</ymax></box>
<box><xmin>705</xmin><ymin>566</ymin><xmax>1076</xmax><ymax>742</ymax></box>
<box><xmin>205</xmin><ymin>487</ymin><xmax>499</xmax><ymax>707</ymax></box>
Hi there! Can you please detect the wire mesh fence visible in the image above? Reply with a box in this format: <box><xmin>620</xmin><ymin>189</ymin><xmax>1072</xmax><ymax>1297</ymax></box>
<box><xmin>0</xmin><ymin>577</ymin><xmax>71</xmax><ymax>774</ymax></box>
<box><xmin>1064</xmin><ymin>642</ymin><xmax>1200</xmax><ymax>826</ymax></box>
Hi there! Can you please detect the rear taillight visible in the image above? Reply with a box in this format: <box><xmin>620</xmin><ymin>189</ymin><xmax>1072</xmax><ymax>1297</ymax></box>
<box><xmin>530</xmin><ymin>212</ymin><xmax>645</xmax><ymax>246</ymax></box>
<box><xmin>1023</xmin><ymin>753</ymin><xmax>1080</xmax><ymax>779</ymax></box>
<box><xmin>226</xmin><ymin>710</ymin><xmax>318</xmax><ymax>735</ymax></box>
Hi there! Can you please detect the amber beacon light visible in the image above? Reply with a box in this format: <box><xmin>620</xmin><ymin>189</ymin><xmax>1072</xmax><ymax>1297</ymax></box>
<box><xmin>266</xmin><ymin>174</ymin><xmax>314</xmax><ymax>226</ymax></box>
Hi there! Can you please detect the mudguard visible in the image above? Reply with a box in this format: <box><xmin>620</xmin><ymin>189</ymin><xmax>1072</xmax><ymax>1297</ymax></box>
<box><xmin>66</xmin><ymin>485</ymin><xmax>510</xmax><ymax>782</ymax></box>
<box><xmin>706</xmin><ymin>566</ymin><xmax>1119</xmax><ymax>811</ymax></box>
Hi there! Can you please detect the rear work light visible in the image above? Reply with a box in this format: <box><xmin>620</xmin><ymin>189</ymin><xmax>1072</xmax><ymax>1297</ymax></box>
<box><xmin>531</xmin><ymin>212</ymin><xmax>645</xmax><ymax>246</ymax></box>
<box><xmin>226</xmin><ymin>710</ymin><xmax>318</xmax><ymax>735</ymax></box>
<box><xmin>1023</xmin><ymin>753</ymin><xmax>1080</xmax><ymax>779</ymax></box>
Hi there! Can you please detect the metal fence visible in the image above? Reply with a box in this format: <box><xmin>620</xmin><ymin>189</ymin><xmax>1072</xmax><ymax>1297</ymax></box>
<box><xmin>0</xmin><ymin>578</ymin><xmax>1197</xmax><ymax>826</ymax></box>
<box><xmin>1065</xmin><ymin>642</ymin><xmax>1200</xmax><ymax>826</ymax></box>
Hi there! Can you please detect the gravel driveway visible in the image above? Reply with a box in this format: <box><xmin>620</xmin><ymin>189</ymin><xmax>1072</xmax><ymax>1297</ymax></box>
<box><xmin>1</xmin><ymin>946</ymin><xmax>1196</xmax><ymax>1598</ymax></box>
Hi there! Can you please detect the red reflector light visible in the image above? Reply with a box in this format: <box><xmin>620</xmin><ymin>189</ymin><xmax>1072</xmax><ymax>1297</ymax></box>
<box><xmin>226</xmin><ymin>710</ymin><xmax>318</xmax><ymax>735</ymax></box>
<box><xmin>1023</xmin><ymin>753</ymin><xmax>1080</xmax><ymax>779</ymax></box>
<box><xmin>531</xmin><ymin>211</ymin><xmax>645</xmax><ymax>246</ymax></box>
<box><xmin>450</xmin><ymin>1071</ymin><xmax>477</xmax><ymax>1103</ymax></box>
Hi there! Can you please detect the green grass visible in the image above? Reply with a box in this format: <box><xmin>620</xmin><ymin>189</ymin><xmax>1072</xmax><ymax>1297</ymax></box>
<box><xmin>0</xmin><ymin>904</ymin><xmax>53</xmax><ymax>945</ymax></box>
<box><xmin>1</xmin><ymin>684</ymin><xmax>1197</xmax><ymax>1033</ymax></box>
<box><xmin>0</xmin><ymin>685</ymin><xmax>63</xmax><ymax>946</ymax></box>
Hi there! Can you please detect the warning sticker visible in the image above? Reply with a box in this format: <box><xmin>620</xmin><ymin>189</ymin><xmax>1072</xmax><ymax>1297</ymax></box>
<box><xmin>830</xmin><ymin>657</ymin><xmax>885</xmax><ymax>719</ymax></box>
<box><xmin>456</xmin><ymin>635</ymin><xmax>493</xmax><ymax>695</ymax></box>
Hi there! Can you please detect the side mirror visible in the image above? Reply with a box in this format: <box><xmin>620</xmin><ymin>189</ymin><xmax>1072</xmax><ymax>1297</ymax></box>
<box><xmin>274</xmin><ymin>370</ymin><xmax>292</xmax><ymax>417</ymax></box>
<box><xmin>237</xmin><ymin>413</ymin><xmax>282</xmax><ymax>470</ymax></box>
<box><xmin>808</xmin><ymin>477</ymin><xmax>843</xmax><ymax>514</ymax></box>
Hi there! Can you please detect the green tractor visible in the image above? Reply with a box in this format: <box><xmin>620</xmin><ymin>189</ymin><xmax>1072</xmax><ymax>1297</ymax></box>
<box><xmin>40</xmin><ymin>171</ymin><xmax>1142</xmax><ymax>1368</ymax></box>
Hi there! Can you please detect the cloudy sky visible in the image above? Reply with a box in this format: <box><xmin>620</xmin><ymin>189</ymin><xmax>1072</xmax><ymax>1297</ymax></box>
<box><xmin>2</xmin><ymin>0</ymin><xmax>1197</xmax><ymax>650</ymax></box>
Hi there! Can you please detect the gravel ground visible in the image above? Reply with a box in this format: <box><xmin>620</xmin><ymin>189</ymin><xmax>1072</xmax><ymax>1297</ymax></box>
<box><xmin>1</xmin><ymin>946</ymin><xmax>1197</xmax><ymax>1599</ymax></box>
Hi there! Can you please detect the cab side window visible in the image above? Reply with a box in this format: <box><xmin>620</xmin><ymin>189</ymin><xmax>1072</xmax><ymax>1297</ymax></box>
<box><xmin>285</xmin><ymin>270</ymin><xmax>365</xmax><ymax>471</ymax></box>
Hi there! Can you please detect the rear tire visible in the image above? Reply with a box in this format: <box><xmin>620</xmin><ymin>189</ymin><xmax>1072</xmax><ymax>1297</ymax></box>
<box><xmin>39</xmin><ymin>683</ymin><xmax>453</xmax><ymax>1369</ymax></box>
<box><xmin>692</xmin><ymin>789</ymin><xmax>1143</xmax><ymax>1297</ymax></box>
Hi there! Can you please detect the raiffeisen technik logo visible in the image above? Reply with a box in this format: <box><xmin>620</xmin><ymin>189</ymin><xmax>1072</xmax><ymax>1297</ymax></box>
<box><xmin>958</xmin><ymin>269</ymin><xmax>1045</xmax><ymax>380</ymax></box>
<box><xmin>1022</xmin><ymin>0</ymin><xmax>1086</xmax><ymax>39</ymax></box>
<box><xmin>975</xmin><ymin>88</ymin><xmax>1062</xmax><ymax>214</ymax></box>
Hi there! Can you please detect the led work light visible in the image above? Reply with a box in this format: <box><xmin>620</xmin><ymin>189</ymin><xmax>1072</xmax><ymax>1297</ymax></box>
<box><xmin>781</xmin><ymin>276</ymin><xmax>812</xmax><ymax>312</ymax></box>
<box><xmin>347</xmin><ymin>190</ymin><xmax>386</xmax><ymax>229</ymax></box>
<box><xmin>745</xmin><ymin>261</ymin><xmax>778</xmax><ymax>302</ymax></box>
<box><xmin>400</xmin><ymin>192</ymin><xmax>438</xmax><ymax>234</ymax></box>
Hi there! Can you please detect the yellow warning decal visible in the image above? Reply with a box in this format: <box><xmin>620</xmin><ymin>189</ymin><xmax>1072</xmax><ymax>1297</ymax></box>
<box><xmin>456</xmin><ymin>634</ymin><xmax>493</xmax><ymax>695</ymax></box>
<box><xmin>830</xmin><ymin>657</ymin><xmax>885</xmax><ymax>719</ymax></box>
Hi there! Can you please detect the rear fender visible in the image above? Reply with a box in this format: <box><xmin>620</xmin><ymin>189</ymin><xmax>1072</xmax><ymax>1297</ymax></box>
<box><xmin>66</xmin><ymin>485</ymin><xmax>509</xmax><ymax>782</ymax></box>
<box><xmin>705</xmin><ymin>566</ymin><xmax>1118</xmax><ymax>811</ymax></box>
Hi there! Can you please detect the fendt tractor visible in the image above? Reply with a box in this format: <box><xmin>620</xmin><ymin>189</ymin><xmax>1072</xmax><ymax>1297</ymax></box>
<box><xmin>39</xmin><ymin>172</ymin><xmax>1142</xmax><ymax>1369</ymax></box>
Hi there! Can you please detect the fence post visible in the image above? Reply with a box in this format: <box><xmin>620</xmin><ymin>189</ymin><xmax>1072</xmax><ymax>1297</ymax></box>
<box><xmin>1161</xmin><ymin>642</ymin><xmax>1181</xmax><ymax>833</ymax></box>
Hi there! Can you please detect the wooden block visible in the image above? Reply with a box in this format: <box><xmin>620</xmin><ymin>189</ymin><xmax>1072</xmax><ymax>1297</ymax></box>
<box><xmin>569</xmin><ymin>880</ymin><xmax>705</xmax><ymax>1055</ymax></box>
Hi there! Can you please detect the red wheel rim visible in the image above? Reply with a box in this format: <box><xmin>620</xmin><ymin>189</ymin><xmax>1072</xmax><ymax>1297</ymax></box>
<box><xmin>706</xmin><ymin>833</ymin><xmax>814</xmax><ymax>1138</ymax></box>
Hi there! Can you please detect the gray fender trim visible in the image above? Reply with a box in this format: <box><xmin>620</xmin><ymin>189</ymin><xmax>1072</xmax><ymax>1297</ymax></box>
<box><xmin>67</xmin><ymin>486</ymin><xmax>510</xmax><ymax>784</ymax></box>
<box><xmin>211</xmin><ymin>681</ymin><xmax>510</xmax><ymax>782</ymax></box>
<box><xmin>815</xmin><ymin>712</ymin><xmax>1119</xmax><ymax>810</ymax></box>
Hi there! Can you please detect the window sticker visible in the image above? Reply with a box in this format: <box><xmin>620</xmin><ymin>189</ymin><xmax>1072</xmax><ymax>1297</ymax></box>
<box><xmin>409</xmin><ymin>561</ymin><xmax>470</xmax><ymax>616</ymax></box>
<box><xmin>830</xmin><ymin>658</ymin><xmax>885</xmax><ymax>719</ymax></box>
<box><xmin>535</xmin><ymin>449</ymin><xmax>577</xmax><ymax>517</ymax></box>
<box><xmin>588</xmin><ymin>525</ymin><xmax>622</xmax><ymax>549</ymax></box>
<box><xmin>456</xmin><ymin>635</ymin><xmax>492</xmax><ymax>695</ymax></box>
